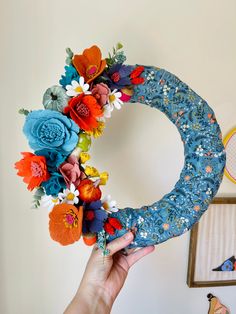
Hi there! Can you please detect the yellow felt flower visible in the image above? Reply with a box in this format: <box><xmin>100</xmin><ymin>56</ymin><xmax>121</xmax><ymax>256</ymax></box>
<box><xmin>85</xmin><ymin>166</ymin><xmax>100</xmax><ymax>177</ymax></box>
<box><xmin>80</xmin><ymin>152</ymin><xmax>90</xmax><ymax>164</ymax></box>
<box><xmin>99</xmin><ymin>172</ymin><xmax>109</xmax><ymax>185</ymax></box>
<box><xmin>87</xmin><ymin>121</ymin><xmax>105</xmax><ymax>138</ymax></box>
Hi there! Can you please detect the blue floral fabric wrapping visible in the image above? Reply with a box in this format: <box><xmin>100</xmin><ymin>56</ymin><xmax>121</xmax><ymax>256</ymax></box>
<box><xmin>107</xmin><ymin>66</ymin><xmax>226</xmax><ymax>248</ymax></box>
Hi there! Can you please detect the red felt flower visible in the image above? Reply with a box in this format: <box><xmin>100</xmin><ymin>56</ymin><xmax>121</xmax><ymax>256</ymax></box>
<box><xmin>104</xmin><ymin>217</ymin><xmax>122</xmax><ymax>235</ymax></box>
<box><xmin>78</xmin><ymin>179</ymin><xmax>101</xmax><ymax>202</ymax></box>
<box><xmin>64</xmin><ymin>94</ymin><xmax>103</xmax><ymax>131</ymax></box>
<box><xmin>130</xmin><ymin>66</ymin><xmax>145</xmax><ymax>85</ymax></box>
<box><xmin>15</xmin><ymin>152</ymin><xmax>50</xmax><ymax>191</ymax></box>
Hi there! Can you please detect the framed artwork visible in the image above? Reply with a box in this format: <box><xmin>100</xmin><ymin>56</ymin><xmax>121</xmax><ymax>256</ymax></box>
<box><xmin>187</xmin><ymin>197</ymin><xmax>236</xmax><ymax>287</ymax></box>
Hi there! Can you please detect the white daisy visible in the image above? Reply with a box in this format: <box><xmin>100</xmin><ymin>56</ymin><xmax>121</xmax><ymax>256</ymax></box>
<box><xmin>101</xmin><ymin>195</ymin><xmax>118</xmax><ymax>213</ymax></box>
<box><xmin>65</xmin><ymin>77</ymin><xmax>91</xmax><ymax>97</ymax></box>
<box><xmin>108</xmin><ymin>89</ymin><xmax>123</xmax><ymax>110</ymax></box>
<box><xmin>40</xmin><ymin>195</ymin><xmax>60</xmax><ymax>211</ymax></box>
<box><xmin>103</xmin><ymin>103</ymin><xmax>114</xmax><ymax>118</ymax></box>
<box><xmin>58</xmin><ymin>184</ymin><xmax>79</xmax><ymax>205</ymax></box>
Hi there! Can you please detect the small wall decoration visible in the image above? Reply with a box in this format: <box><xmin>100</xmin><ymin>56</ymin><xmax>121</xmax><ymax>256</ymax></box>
<box><xmin>187</xmin><ymin>197</ymin><xmax>236</xmax><ymax>287</ymax></box>
<box><xmin>207</xmin><ymin>294</ymin><xmax>230</xmax><ymax>314</ymax></box>
<box><xmin>223</xmin><ymin>127</ymin><xmax>236</xmax><ymax>184</ymax></box>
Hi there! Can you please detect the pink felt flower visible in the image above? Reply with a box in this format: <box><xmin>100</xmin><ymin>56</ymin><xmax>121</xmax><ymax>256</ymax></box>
<box><xmin>91</xmin><ymin>83</ymin><xmax>110</xmax><ymax>106</ymax></box>
<box><xmin>59</xmin><ymin>155</ymin><xmax>85</xmax><ymax>188</ymax></box>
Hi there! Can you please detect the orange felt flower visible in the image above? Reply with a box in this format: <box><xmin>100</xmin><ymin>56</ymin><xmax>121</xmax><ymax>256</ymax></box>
<box><xmin>64</xmin><ymin>94</ymin><xmax>103</xmax><ymax>131</ymax></box>
<box><xmin>83</xmin><ymin>233</ymin><xmax>97</xmax><ymax>246</ymax></box>
<box><xmin>49</xmin><ymin>204</ymin><xmax>83</xmax><ymax>245</ymax></box>
<box><xmin>15</xmin><ymin>152</ymin><xmax>50</xmax><ymax>191</ymax></box>
<box><xmin>78</xmin><ymin>179</ymin><xmax>101</xmax><ymax>202</ymax></box>
<box><xmin>72</xmin><ymin>45</ymin><xmax>106</xmax><ymax>83</ymax></box>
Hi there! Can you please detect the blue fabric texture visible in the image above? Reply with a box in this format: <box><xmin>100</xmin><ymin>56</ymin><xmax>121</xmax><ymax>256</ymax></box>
<box><xmin>107</xmin><ymin>66</ymin><xmax>226</xmax><ymax>248</ymax></box>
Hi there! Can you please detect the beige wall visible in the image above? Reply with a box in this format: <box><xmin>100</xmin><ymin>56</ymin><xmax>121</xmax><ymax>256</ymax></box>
<box><xmin>1</xmin><ymin>0</ymin><xmax>236</xmax><ymax>313</ymax></box>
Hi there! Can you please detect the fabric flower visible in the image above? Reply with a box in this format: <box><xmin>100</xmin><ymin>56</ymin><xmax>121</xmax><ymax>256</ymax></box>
<box><xmin>15</xmin><ymin>152</ymin><xmax>50</xmax><ymax>191</ymax></box>
<box><xmin>103</xmin><ymin>104</ymin><xmax>113</xmax><ymax>118</ymax></box>
<box><xmin>120</xmin><ymin>87</ymin><xmax>133</xmax><ymax>102</ymax></box>
<box><xmin>103</xmin><ymin>63</ymin><xmax>133</xmax><ymax>89</ymax></box>
<box><xmin>64</xmin><ymin>94</ymin><xmax>103</xmax><ymax>131</ymax></box>
<box><xmin>58</xmin><ymin>183</ymin><xmax>79</xmax><ymax>205</ymax></box>
<box><xmin>129</xmin><ymin>66</ymin><xmax>145</xmax><ymax>85</ymax></box>
<box><xmin>42</xmin><ymin>173</ymin><xmax>66</xmax><ymax>196</ymax></box>
<box><xmin>42</xmin><ymin>85</ymin><xmax>68</xmax><ymax>112</ymax></box>
<box><xmin>79</xmin><ymin>152</ymin><xmax>90</xmax><ymax>164</ymax></box>
<box><xmin>91</xmin><ymin>83</ymin><xmax>110</xmax><ymax>106</ymax></box>
<box><xmin>35</xmin><ymin>149</ymin><xmax>66</xmax><ymax>172</ymax></box>
<box><xmin>49</xmin><ymin>203</ymin><xmax>83</xmax><ymax>245</ymax></box>
<box><xmin>86</xmin><ymin>121</ymin><xmax>105</xmax><ymax>138</ymax></box>
<box><xmin>65</xmin><ymin>77</ymin><xmax>91</xmax><ymax>97</ymax></box>
<box><xmin>59</xmin><ymin>65</ymin><xmax>80</xmax><ymax>88</ymax></box>
<box><xmin>23</xmin><ymin>110</ymin><xmax>79</xmax><ymax>155</ymax></box>
<box><xmin>104</xmin><ymin>217</ymin><xmax>122</xmax><ymax>235</ymax></box>
<box><xmin>40</xmin><ymin>194</ymin><xmax>60</xmax><ymax>211</ymax></box>
<box><xmin>108</xmin><ymin>89</ymin><xmax>123</xmax><ymax>109</ymax></box>
<box><xmin>101</xmin><ymin>195</ymin><xmax>118</xmax><ymax>213</ymax></box>
<box><xmin>78</xmin><ymin>179</ymin><xmax>101</xmax><ymax>202</ymax></box>
<box><xmin>72</xmin><ymin>45</ymin><xmax>106</xmax><ymax>83</ymax></box>
<box><xmin>83</xmin><ymin>233</ymin><xmax>97</xmax><ymax>246</ymax></box>
<box><xmin>59</xmin><ymin>155</ymin><xmax>85</xmax><ymax>188</ymax></box>
<box><xmin>82</xmin><ymin>200</ymin><xmax>108</xmax><ymax>233</ymax></box>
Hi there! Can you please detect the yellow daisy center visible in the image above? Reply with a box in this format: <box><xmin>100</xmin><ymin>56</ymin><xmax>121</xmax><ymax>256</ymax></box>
<box><xmin>52</xmin><ymin>198</ymin><xmax>58</xmax><ymax>204</ymax></box>
<box><xmin>75</xmin><ymin>86</ymin><xmax>83</xmax><ymax>93</ymax></box>
<box><xmin>109</xmin><ymin>94</ymin><xmax>116</xmax><ymax>103</ymax></box>
<box><xmin>66</xmin><ymin>192</ymin><xmax>75</xmax><ymax>201</ymax></box>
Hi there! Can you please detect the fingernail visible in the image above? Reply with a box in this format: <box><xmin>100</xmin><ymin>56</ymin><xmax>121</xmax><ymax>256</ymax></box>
<box><xmin>124</xmin><ymin>232</ymin><xmax>133</xmax><ymax>240</ymax></box>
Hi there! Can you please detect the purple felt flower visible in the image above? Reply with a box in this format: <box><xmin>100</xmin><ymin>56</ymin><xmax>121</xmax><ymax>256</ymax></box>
<box><xmin>103</xmin><ymin>63</ymin><xmax>133</xmax><ymax>89</ymax></box>
<box><xmin>83</xmin><ymin>200</ymin><xmax>108</xmax><ymax>233</ymax></box>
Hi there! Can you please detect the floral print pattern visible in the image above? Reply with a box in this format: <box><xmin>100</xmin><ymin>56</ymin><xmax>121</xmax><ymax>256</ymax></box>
<box><xmin>107</xmin><ymin>66</ymin><xmax>226</xmax><ymax>248</ymax></box>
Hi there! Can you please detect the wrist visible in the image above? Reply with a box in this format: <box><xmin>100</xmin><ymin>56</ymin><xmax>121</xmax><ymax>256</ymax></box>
<box><xmin>65</xmin><ymin>284</ymin><xmax>113</xmax><ymax>314</ymax></box>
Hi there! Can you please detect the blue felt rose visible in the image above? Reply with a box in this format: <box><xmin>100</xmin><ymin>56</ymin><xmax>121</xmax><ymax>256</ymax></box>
<box><xmin>35</xmin><ymin>149</ymin><xmax>66</xmax><ymax>173</ymax></box>
<box><xmin>23</xmin><ymin>110</ymin><xmax>79</xmax><ymax>155</ymax></box>
<box><xmin>41</xmin><ymin>173</ymin><xmax>66</xmax><ymax>196</ymax></box>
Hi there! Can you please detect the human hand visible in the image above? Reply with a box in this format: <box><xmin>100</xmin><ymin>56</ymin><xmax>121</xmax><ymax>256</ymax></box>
<box><xmin>64</xmin><ymin>231</ymin><xmax>155</xmax><ymax>314</ymax></box>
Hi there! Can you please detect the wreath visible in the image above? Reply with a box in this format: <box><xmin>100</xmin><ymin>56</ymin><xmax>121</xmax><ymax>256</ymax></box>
<box><xmin>15</xmin><ymin>44</ymin><xmax>226</xmax><ymax>254</ymax></box>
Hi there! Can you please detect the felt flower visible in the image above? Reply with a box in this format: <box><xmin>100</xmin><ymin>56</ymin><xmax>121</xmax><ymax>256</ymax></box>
<box><xmin>59</xmin><ymin>155</ymin><xmax>85</xmax><ymax>188</ymax></box>
<box><xmin>91</xmin><ymin>83</ymin><xmax>110</xmax><ymax>106</ymax></box>
<box><xmin>42</xmin><ymin>173</ymin><xmax>66</xmax><ymax>196</ymax></box>
<box><xmin>42</xmin><ymin>85</ymin><xmax>68</xmax><ymax>112</ymax></box>
<box><xmin>82</xmin><ymin>201</ymin><xmax>108</xmax><ymax>233</ymax></box>
<box><xmin>40</xmin><ymin>194</ymin><xmax>60</xmax><ymax>211</ymax></box>
<box><xmin>129</xmin><ymin>66</ymin><xmax>145</xmax><ymax>85</ymax></box>
<box><xmin>108</xmin><ymin>89</ymin><xmax>123</xmax><ymax>110</ymax></box>
<box><xmin>101</xmin><ymin>195</ymin><xmax>118</xmax><ymax>213</ymax></box>
<box><xmin>78</xmin><ymin>179</ymin><xmax>101</xmax><ymax>202</ymax></box>
<box><xmin>104</xmin><ymin>217</ymin><xmax>122</xmax><ymax>235</ymax></box>
<box><xmin>59</xmin><ymin>65</ymin><xmax>80</xmax><ymax>88</ymax></box>
<box><xmin>86</xmin><ymin>121</ymin><xmax>105</xmax><ymax>138</ymax></box>
<box><xmin>120</xmin><ymin>87</ymin><xmax>133</xmax><ymax>102</ymax></box>
<box><xmin>15</xmin><ymin>152</ymin><xmax>50</xmax><ymax>191</ymax></box>
<box><xmin>65</xmin><ymin>77</ymin><xmax>91</xmax><ymax>97</ymax></box>
<box><xmin>58</xmin><ymin>183</ymin><xmax>79</xmax><ymax>205</ymax></box>
<box><xmin>103</xmin><ymin>63</ymin><xmax>133</xmax><ymax>89</ymax></box>
<box><xmin>64</xmin><ymin>94</ymin><xmax>103</xmax><ymax>131</ymax></box>
<box><xmin>83</xmin><ymin>233</ymin><xmax>97</xmax><ymax>246</ymax></box>
<box><xmin>35</xmin><ymin>149</ymin><xmax>66</xmax><ymax>173</ymax></box>
<box><xmin>23</xmin><ymin>110</ymin><xmax>79</xmax><ymax>155</ymax></box>
<box><xmin>72</xmin><ymin>45</ymin><xmax>106</xmax><ymax>83</ymax></box>
<box><xmin>84</xmin><ymin>166</ymin><xmax>100</xmax><ymax>177</ymax></box>
<box><xmin>49</xmin><ymin>203</ymin><xmax>83</xmax><ymax>245</ymax></box>
<box><xmin>79</xmin><ymin>152</ymin><xmax>90</xmax><ymax>164</ymax></box>
<box><xmin>103</xmin><ymin>104</ymin><xmax>113</xmax><ymax>118</ymax></box>
<box><xmin>99</xmin><ymin>172</ymin><xmax>109</xmax><ymax>185</ymax></box>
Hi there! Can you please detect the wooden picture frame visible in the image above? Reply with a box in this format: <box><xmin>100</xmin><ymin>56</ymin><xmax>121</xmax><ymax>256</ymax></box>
<box><xmin>187</xmin><ymin>197</ymin><xmax>236</xmax><ymax>287</ymax></box>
